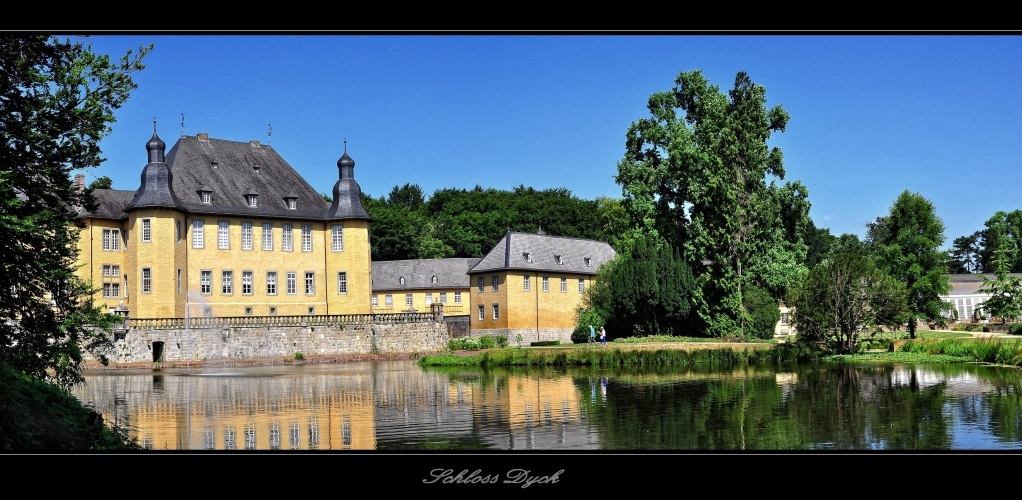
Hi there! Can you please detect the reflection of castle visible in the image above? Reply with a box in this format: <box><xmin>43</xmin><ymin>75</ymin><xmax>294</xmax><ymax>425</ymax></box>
<box><xmin>77</xmin><ymin>367</ymin><xmax>376</xmax><ymax>450</ymax></box>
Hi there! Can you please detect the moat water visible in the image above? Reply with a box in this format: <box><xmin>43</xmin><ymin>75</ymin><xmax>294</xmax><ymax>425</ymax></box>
<box><xmin>73</xmin><ymin>359</ymin><xmax>1022</xmax><ymax>450</ymax></box>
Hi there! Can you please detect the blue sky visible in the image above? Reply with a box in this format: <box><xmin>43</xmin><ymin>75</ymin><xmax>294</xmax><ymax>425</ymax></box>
<box><xmin>83</xmin><ymin>35</ymin><xmax>1022</xmax><ymax>246</ymax></box>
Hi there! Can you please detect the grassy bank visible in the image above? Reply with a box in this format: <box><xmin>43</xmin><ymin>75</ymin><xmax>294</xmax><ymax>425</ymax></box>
<box><xmin>0</xmin><ymin>364</ymin><xmax>137</xmax><ymax>450</ymax></box>
<box><xmin>898</xmin><ymin>338</ymin><xmax>1022</xmax><ymax>366</ymax></box>
<box><xmin>419</xmin><ymin>343</ymin><xmax>822</xmax><ymax>367</ymax></box>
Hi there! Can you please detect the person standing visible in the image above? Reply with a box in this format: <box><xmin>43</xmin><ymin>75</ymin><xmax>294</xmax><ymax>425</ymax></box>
<box><xmin>600</xmin><ymin>326</ymin><xmax>606</xmax><ymax>345</ymax></box>
<box><xmin>589</xmin><ymin>325</ymin><xmax>595</xmax><ymax>344</ymax></box>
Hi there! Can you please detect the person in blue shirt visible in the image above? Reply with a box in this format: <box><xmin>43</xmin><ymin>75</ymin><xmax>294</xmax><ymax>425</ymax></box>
<box><xmin>589</xmin><ymin>325</ymin><xmax>595</xmax><ymax>343</ymax></box>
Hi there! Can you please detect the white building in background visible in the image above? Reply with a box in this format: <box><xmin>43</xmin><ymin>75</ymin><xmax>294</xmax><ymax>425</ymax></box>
<box><xmin>941</xmin><ymin>273</ymin><xmax>1022</xmax><ymax>322</ymax></box>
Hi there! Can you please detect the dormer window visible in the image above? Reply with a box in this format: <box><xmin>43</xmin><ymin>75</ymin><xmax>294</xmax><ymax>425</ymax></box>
<box><xmin>523</xmin><ymin>252</ymin><xmax>532</xmax><ymax>263</ymax></box>
<box><xmin>246</xmin><ymin>194</ymin><xmax>258</xmax><ymax>207</ymax></box>
<box><xmin>199</xmin><ymin>191</ymin><xmax>211</xmax><ymax>204</ymax></box>
<box><xmin>585</xmin><ymin>257</ymin><xmax>592</xmax><ymax>267</ymax></box>
<box><xmin>211</xmin><ymin>161</ymin><xmax>218</xmax><ymax>169</ymax></box>
<box><xmin>253</xmin><ymin>166</ymin><xmax>260</xmax><ymax>173</ymax></box>
<box><xmin>555</xmin><ymin>255</ymin><xmax>563</xmax><ymax>265</ymax></box>
<box><xmin>432</xmin><ymin>275</ymin><xmax>438</xmax><ymax>284</ymax></box>
<box><xmin>399</xmin><ymin>277</ymin><xmax>405</xmax><ymax>285</ymax></box>
<box><xmin>285</xmin><ymin>197</ymin><xmax>297</xmax><ymax>210</ymax></box>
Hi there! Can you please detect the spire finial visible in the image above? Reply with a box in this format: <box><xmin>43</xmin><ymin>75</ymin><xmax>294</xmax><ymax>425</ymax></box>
<box><xmin>181</xmin><ymin>113</ymin><xmax>185</xmax><ymax>137</ymax></box>
<box><xmin>344</xmin><ymin>138</ymin><xmax>347</xmax><ymax>152</ymax></box>
<box><xmin>153</xmin><ymin>117</ymin><xmax>157</xmax><ymax>134</ymax></box>
<box><xmin>268</xmin><ymin>123</ymin><xmax>273</xmax><ymax>146</ymax></box>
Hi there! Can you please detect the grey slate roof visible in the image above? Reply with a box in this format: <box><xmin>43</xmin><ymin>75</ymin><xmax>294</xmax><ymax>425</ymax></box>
<box><xmin>468</xmin><ymin>231</ymin><xmax>616</xmax><ymax>275</ymax></box>
<box><xmin>947</xmin><ymin>273</ymin><xmax>1022</xmax><ymax>296</ymax></box>
<box><xmin>82</xmin><ymin>189</ymin><xmax>136</xmax><ymax>220</ymax></box>
<box><xmin>166</xmin><ymin>135</ymin><xmax>334</xmax><ymax>220</ymax></box>
<box><xmin>371</xmin><ymin>258</ymin><xmax>481</xmax><ymax>292</ymax></box>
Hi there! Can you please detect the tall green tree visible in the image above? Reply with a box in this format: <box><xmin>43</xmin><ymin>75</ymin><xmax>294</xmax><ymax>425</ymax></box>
<box><xmin>949</xmin><ymin>232</ymin><xmax>981</xmax><ymax>274</ymax></box>
<box><xmin>866</xmin><ymin>191</ymin><xmax>952</xmax><ymax>339</ymax></box>
<box><xmin>577</xmin><ymin>236</ymin><xmax>695</xmax><ymax>338</ymax></box>
<box><xmin>615</xmin><ymin>70</ymin><xmax>809</xmax><ymax>337</ymax></box>
<box><xmin>0</xmin><ymin>36</ymin><xmax>149</xmax><ymax>388</ymax></box>
<box><xmin>978</xmin><ymin>211</ymin><xmax>1022</xmax><ymax>274</ymax></box>
<box><xmin>977</xmin><ymin>226</ymin><xmax>1022</xmax><ymax>323</ymax></box>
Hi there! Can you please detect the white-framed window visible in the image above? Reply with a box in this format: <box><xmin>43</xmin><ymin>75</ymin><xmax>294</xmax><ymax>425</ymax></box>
<box><xmin>286</xmin><ymin>197</ymin><xmax>297</xmax><ymax>210</ymax></box>
<box><xmin>282</xmin><ymin>223</ymin><xmax>293</xmax><ymax>251</ymax></box>
<box><xmin>242</xmin><ymin>271</ymin><xmax>253</xmax><ymax>295</ymax></box>
<box><xmin>524</xmin><ymin>275</ymin><xmax>530</xmax><ymax>291</ymax></box>
<box><xmin>780</xmin><ymin>313</ymin><xmax>789</xmax><ymax>325</ymax></box>
<box><xmin>440</xmin><ymin>293</ymin><xmax>447</xmax><ymax>304</ymax></box>
<box><xmin>555</xmin><ymin>255</ymin><xmax>563</xmax><ymax>265</ymax></box>
<box><xmin>584</xmin><ymin>257</ymin><xmax>593</xmax><ymax>267</ymax></box>
<box><xmin>286</xmin><ymin>272</ymin><xmax>297</xmax><ymax>295</ymax></box>
<box><xmin>372</xmin><ymin>295</ymin><xmax>378</xmax><ymax>307</ymax></box>
<box><xmin>426</xmin><ymin>293</ymin><xmax>433</xmax><ymax>305</ymax></box>
<box><xmin>493</xmin><ymin>304</ymin><xmax>499</xmax><ymax>320</ymax></box>
<box><xmin>305</xmin><ymin>272</ymin><xmax>315</xmax><ymax>295</ymax></box>
<box><xmin>561</xmin><ymin>277</ymin><xmax>567</xmax><ymax>293</ymax></box>
<box><xmin>192</xmin><ymin>220</ymin><xmax>204</xmax><ymax>249</ymax></box>
<box><xmin>200</xmin><ymin>270</ymin><xmax>211</xmax><ymax>295</ymax></box>
<box><xmin>492</xmin><ymin>276</ymin><xmax>499</xmax><ymax>292</ymax></box>
<box><xmin>332</xmin><ymin>225</ymin><xmax>344</xmax><ymax>252</ymax></box>
<box><xmin>385</xmin><ymin>294</ymin><xmax>393</xmax><ymax>307</ymax></box>
<box><xmin>222</xmin><ymin>270</ymin><xmax>233</xmax><ymax>295</ymax></box>
<box><xmin>477</xmin><ymin>277</ymin><xmax>484</xmax><ymax>292</ymax></box>
<box><xmin>302</xmin><ymin>225</ymin><xmax>312</xmax><ymax>252</ymax></box>
<box><xmin>405</xmin><ymin>294</ymin><xmax>413</xmax><ymax>306</ymax></box>
<box><xmin>478</xmin><ymin>305</ymin><xmax>484</xmax><ymax>321</ymax></box>
<box><xmin>241</xmin><ymin>222</ymin><xmax>253</xmax><ymax>250</ymax></box>
<box><xmin>200</xmin><ymin>191</ymin><xmax>211</xmax><ymax>204</ymax></box>
<box><xmin>337</xmin><ymin>272</ymin><xmax>347</xmax><ymax>294</ymax></box>
<box><xmin>542</xmin><ymin>277</ymin><xmax>549</xmax><ymax>292</ymax></box>
<box><xmin>267</xmin><ymin>272</ymin><xmax>277</xmax><ymax>295</ymax></box>
<box><xmin>269</xmin><ymin>306</ymin><xmax>277</xmax><ymax>316</ymax></box>
<box><xmin>454</xmin><ymin>292</ymin><xmax>462</xmax><ymax>304</ymax></box>
<box><xmin>262</xmin><ymin>223</ymin><xmax>273</xmax><ymax>251</ymax></box>
<box><xmin>102</xmin><ymin>229</ymin><xmax>120</xmax><ymax>251</ymax></box>
<box><xmin>246</xmin><ymin>194</ymin><xmax>258</xmax><ymax>207</ymax></box>
<box><xmin>103</xmin><ymin>264</ymin><xmax>121</xmax><ymax>298</ymax></box>
<box><xmin>218</xmin><ymin>221</ymin><xmax>229</xmax><ymax>249</ymax></box>
<box><xmin>141</xmin><ymin>219</ymin><xmax>151</xmax><ymax>242</ymax></box>
<box><xmin>578</xmin><ymin>278</ymin><xmax>585</xmax><ymax>293</ymax></box>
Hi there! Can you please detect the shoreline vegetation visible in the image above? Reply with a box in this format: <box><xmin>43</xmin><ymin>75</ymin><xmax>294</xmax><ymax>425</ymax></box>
<box><xmin>419</xmin><ymin>336</ymin><xmax>1022</xmax><ymax>369</ymax></box>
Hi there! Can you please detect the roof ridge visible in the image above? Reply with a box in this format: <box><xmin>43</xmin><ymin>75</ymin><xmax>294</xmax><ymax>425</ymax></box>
<box><xmin>507</xmin><ymin>231</ymin><xmax>611</xmax><ymax>244</ymax></box>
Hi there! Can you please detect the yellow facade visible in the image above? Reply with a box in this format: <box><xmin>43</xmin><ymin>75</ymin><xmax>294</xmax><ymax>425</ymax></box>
<box><xmin>372</xmin><ymin>288</ymin><xmax>470</xmax><ymax>315</ymax></box>
<box><xmin>76</xmin><ymin>216</ymin><xmax>372</xmax><ymax>318</ymax></box>
<box><xmin>470</xmin><ymin>271</ymin><xmax>593</xmax><ymax>340</ymax></box>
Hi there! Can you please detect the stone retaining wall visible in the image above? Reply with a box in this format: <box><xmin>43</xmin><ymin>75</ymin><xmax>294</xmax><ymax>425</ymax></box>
<box><xmin>87</xmin><ymin>320</ymin><xmax>449</xmax><ymax>365</ymax></box>
<box><xmin>469</xmin><ymin>328</ymin><xmax>575</xmax><ymax>344</ymax></box>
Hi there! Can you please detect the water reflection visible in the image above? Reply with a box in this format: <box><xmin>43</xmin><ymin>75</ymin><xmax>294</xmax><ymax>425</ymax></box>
<box><xmin>73</xmin><ymin>360</ymin><xmax>1022</xmax><ymax>450</ymax></box>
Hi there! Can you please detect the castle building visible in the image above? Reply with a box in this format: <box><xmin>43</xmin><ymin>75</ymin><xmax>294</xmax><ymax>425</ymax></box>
<box><xmin>467</xmin><ymin>231</ymin><xmax>616</xmax><ymax>343</ymax></box>
<box><xmin>75</xmin><ymin>128</ymin><xmax>372</xmax><ymax>318</ymax></box>
<box><xmin>370</xmin><ymin>258</ymin><xmax>480</xmax><ymax>315</ymax></box>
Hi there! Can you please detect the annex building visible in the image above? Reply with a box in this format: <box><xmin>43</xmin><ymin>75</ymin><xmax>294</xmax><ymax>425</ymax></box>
<box><xmin>468</xmin><ymin>231</ymin><xmax>616</xmax><ymax>343</ymax></box>
<box><xmin>370</xmin><ymin>258</ymin><xmax>480</xmax><ymax>315</ymax></box>
<box><xmin>75</xmin><ymin>128</ymin><xmax>373</xmax><ymax>319</ymax></box>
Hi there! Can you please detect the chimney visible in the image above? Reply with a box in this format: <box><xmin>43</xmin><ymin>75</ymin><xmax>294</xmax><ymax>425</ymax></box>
<box><xmin>197</xmin><ymin>133</ymin><xmax>209</xmax><ymax>143</ymax></box>
<box><xmin>250</xmin><ymin>140</ymin><xmax>261</xmax><ymax>148</ymax></box>
<box><xmin>74</xmin><ymin>174</ymin><xmax>85</xmax><ymax>193</ymax></box>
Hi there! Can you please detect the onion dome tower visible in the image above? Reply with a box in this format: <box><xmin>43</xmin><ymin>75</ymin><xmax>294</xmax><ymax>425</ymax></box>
<box><xmin>126</xmin><ymin>120</ymin><xmax>184</xmax><ymax>212</ymax></box>
<box><xmin>326</xmin><ymin>140</ymin><xmax>370</xmax><ymax>220</ymax></box>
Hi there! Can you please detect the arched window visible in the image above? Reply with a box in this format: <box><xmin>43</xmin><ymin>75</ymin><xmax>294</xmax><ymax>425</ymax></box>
<box><xmin>399</xmin><ymin>277</ymin><xmax>405</xmax><ymax>285</ymax></box>
<box><xmin>431</xmin><ymin>275</ymin><xmax>438</xmax><ymax>284</ymax></box>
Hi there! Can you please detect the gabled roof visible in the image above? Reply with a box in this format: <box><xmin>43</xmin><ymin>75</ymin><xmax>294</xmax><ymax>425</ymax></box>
<box><xmin>82</xmin><ymin>189</ymin><xmax>135</xmax><ymax>220</ymax></box>
<box><xmin>372</xmin><ymin>258</ymin><xmax>481</xmax><ymax>291</ymax></box>
<box><xmin>468</xmin><ymin>231</ymin><xmax>616</xmax><ymax>275</ymax></box>
<box><xmin>166</xmin><ymin>135</ymin><xmax>331</xmax><ymax>220</ymax></box>
<box><xmin>947</xmin><ymin>273</ymin><xmax>1022</xmax><ymax>296</ymax></box>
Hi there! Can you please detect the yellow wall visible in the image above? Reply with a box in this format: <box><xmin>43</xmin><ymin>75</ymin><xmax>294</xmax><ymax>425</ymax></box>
<box><xmin>76</xmin><ymin>213</ymin><xmax>373</xmax><ymax>318</ymax></box>
<box><xmin>77</xmin><ymin>218</ymin><xmax>128</xmax><ymax>313</ymax></box>
<box><xmin>372</xmin><ymin>287</ymin><xmax>470</xmax><ymax>315</ymax></box>
<box><xmin>325</xmin><ymin>220</ymin><xmax>372</xmax><ymax>315</ymax></box>
<box><xmin>470</xmin><ymin>272</ymin><xmax>592</xmax><ymax>332</ymax></box>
